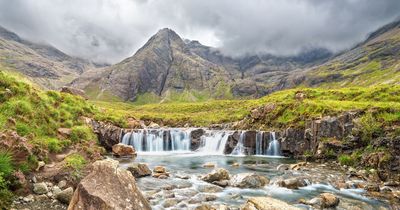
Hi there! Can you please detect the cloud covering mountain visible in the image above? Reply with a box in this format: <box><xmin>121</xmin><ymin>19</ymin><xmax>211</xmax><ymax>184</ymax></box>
<box><xmin>0</xmin><ymin>0</ymin><xmax>398</xmax><ymax>63</ymax></box>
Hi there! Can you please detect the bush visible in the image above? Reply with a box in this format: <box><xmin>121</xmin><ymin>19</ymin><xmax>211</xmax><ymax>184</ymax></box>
<box><xmin>338</xmin><ymin>154</ymin><xmax>354</xmax><ymax>166</ymax></box>
<box><xmin>358</xmin><ymin>113</ymin><xmax>382</xmax><ymax>143</ymax></box>
<box><xmin>70</xmin><ymin>126</ymin><xmax>94</xmax><ymax>143</ymax></box>
<box><xmin>0</xmin><ymin>151</ymin><xmax>13</xmax><ymax>177</ymax></box>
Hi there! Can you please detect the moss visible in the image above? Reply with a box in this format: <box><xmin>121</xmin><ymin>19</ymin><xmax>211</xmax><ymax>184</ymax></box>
<box><xmin>338</xmin><ymin>154</ymin><xmax>355</xmax><ymax>166</ymax></box>
<box><xmin>70</xmin><ymin>125</ymin><xmax>95</xmax><ymax>143</ymax></box>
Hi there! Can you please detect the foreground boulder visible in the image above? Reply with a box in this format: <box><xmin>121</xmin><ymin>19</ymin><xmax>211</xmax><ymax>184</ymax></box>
<box><xmin>127</xmin><ymin>163</ymin><xmax>152</xmax><ymax>178</ymax></box>
<box><xmin>242</xmin><ymin>197</ymin><xmax>300</xmax><ymax>210</ymax></box>
<box><xmin>68</xmin><ymin>159</ymin><xmax>151</xmax><ymax>210</ymax></box>
<box><xmin>201</xmin><ymin>168</ymin><xmax>230</xmax><ymax>183</ymax></box>
<box><xmin>230</xmin><ymin>173</ymin><xmax>269</xmax><ymax>188</ymax></box>
<box><xmin>319</xmin><ymin>193</ymin><xmax>340</xmax><ymax>208</ymax></box>
<box><xmin>55</xmin><ymin>187</ymin><xmax>74</xmax><ymax>204</ymax></box>
<box><xmin>112</xmin><ymin>143</ymin><xmax>136</xmax><ymax>157</ymax></box>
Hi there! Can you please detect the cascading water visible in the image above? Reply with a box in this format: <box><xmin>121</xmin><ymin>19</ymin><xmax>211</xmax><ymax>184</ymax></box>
<box><xmin>266</xmin><ymin>132</ymin><xmax>281</xmax><ymax>156</ymax></box>
<box><xmin>255</xmin><ymin>131</ymin><xmax>264</xmax><ymax>155</ymax></box>
<box><xmin>230</xmin><ymin>131</ymin><xmax>246</xmax><ymax>156</ymax></box>
<box><xmin>122</xmin><ymin>129</ymin><xmax>192</xmax><ymax>152</ymax></box>
<box><xmin>196</xmin><ymin>130</ymin><xmax>232</xmax><ymax>155</ymax></box>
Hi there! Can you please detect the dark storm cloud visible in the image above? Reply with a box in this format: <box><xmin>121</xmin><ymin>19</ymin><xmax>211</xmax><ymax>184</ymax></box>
<box><xmin>0</xmin><ymin>0</ymin><xmax>398</xmax><ymax>63</ymax></box>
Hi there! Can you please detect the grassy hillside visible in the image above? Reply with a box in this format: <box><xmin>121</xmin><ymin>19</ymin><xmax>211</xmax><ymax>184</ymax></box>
<box><xmin>93</xmin><ymin>85</ymin><xmax>400</xmax><ymax>129</ymax></box>
<box><xmin>0</xmin><ymin>70</ymin><xmax>115</xmax><ymax>208</ymax></box>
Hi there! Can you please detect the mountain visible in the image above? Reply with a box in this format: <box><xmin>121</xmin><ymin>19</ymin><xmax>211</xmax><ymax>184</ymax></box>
<box><xmin>0</xmin><ymin>25</ymin><xmax>94</xmax><ymax>89</ymax></box>
<box><xmin>279</xmin><ymin>19</ymin><xmax>400</xmax><ymax>89</ymax></box>
<box><xmin>72</xmin><ymin>28</ymin><xmax>331</xmax><ymax>102</ymax></box>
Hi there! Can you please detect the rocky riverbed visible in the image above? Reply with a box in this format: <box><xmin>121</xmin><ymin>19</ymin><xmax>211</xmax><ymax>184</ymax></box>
<box><xmin>117</xmin><ymin>153</ymin><xmax>399</xmax><ymax>209</ymax></box>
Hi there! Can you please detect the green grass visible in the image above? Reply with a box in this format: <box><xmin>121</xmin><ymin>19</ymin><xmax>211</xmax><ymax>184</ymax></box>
<box><xmin>338</xmin><ymin>154</ymin><xmax>355</xmax><ymax>166</ymax></box>
<box><xmin>0</xmin><ymin>151</ymin><xmax>13</xmax><ymax>177</ymax></box>
<box><xmin>70</xmin><ymin>125</ymin><xmax>96</xmax><ymax>143</ymax></box>
<box><xmin>92</xmin><ymin>85</ymin><xmax>400</xmax><ymax>129</ymax></box>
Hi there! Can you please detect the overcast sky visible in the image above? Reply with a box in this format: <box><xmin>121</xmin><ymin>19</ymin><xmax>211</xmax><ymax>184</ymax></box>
<box><xmin>0</xmin><ymin>0</ymin><xmax>398</xmax><ymax>64</ymax></box>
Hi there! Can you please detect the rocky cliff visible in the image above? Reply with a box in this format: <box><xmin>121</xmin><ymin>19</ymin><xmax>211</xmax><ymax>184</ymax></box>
<box><xmin>0</xmin><ymin>25</ymin><xmax>94</xmax><ymax>89</ymax></box>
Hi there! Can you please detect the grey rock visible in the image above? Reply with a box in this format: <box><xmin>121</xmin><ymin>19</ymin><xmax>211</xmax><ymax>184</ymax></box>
<box><xmin>33</xmin><ymin>182</ymin><xmax>48</xmax><ymax>195</ymax></box>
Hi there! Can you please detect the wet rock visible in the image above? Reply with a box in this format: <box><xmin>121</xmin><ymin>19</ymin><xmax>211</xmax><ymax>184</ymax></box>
<box><xmin>68</xmin><ymin>159</ymin><xmax>151</xmax><ymax>210</ymax></box>
<box><xmin>201</xmin><ymin>168</ymin><xmax>230</xmax><ymax>183</ymax></box>
<box><xmin>212</xmin><ymin>180</ymin><xmax>230</xmax><ymax>187</ymax></box>
<box><xmin>319</xmin><ymin>193</ymin><xmax>340</xmax><ymax>208</ymax></box>
<box><xmin>33</xmin><ymin>183</ymin><xmax>48</xmax><ymax>195</ymax></box>
<box><xmin>230</xmin><ymin>173</ymin><xmax>269</xmax><ymax>188</ymax></box>
<box><xmin>61</xmin><ymin>86</ymin><xmax>88</xmax><ymax>99</ymax></box>
<box><xmin>242</xmin><ymin>197</ymin><xmax>301</xmax><ymax>210</ymax></box>
<box><xmin>162</xmin><ymin>198</ymin><xmax>178</xmax><ymax>208</ymax></box>
<box><xmin>380</xmin><ymin>186</ymin><xmax>392</xmax><ymax>192</ymax></box>
<box><xmin>112</xmin><ymin>143</ymin><xmax>136</xmax><ymax>157</ymax></box>
<box><xmin>147</xmin><ymin>122</ymin><xmax>160</xmax><ymax>129</ymax></box>
<box><xmin>277</xmin><ymin>164</ymin><xmax>290</xmax><ymax>171</ymax></box>
<box><xmin>198</xmin><ymin>184</ymin><xmax>223</xmax><ymax>193</ymax></box>
<box><xmin>276</xmin><ymin>177</ymin><xmax>310</xmax><ymax>189</ymax></box>
<box><xmin>290</xmin><ymin>162</ymin><xmax>307</xmax><ymax>170</ymax></box>
<box><xmin>153</xmin><ymin>166</ymin><xmax>166</xmax><ymax>173</ymax></box>
<box><xmin>175</xmin><ymin>173</ymin><xmax>190</xmax><ymax>179</ymax></box>
<box><xmin>195</xmin><ymin>204</ymin><xmax>216</xmax><ymax>210</ymax></box>
<box><xmin>127</xmin><ymin>163</ymin><xmax>152</xmax><ymax>178</ymax></box>
<box><xmin>190</xmin><ymin>128</ymin><xmax>205</xmax><ymax>150</ymax></box>
<box><xmin>364</xmin><ymin>184</ymin><xmax>380</xmax><ymax>192</ymax></box>
<box><xmin>203</xmin><ymin>162</ymin><xmax>216</xmax><ymax>168</ymax></box>
<box><xmin>231</xmin><ymin>162</ymin><xmax>240</xmax><ymax>167</ymax></box>
<box><xmin>55</xmin><ymin>187</ymin><xmax>73</xmax><ymax>204</ymax></box>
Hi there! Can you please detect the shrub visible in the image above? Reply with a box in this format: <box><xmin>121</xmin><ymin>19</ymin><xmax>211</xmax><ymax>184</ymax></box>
<box><xmin>338</xmin><ymin>154</ymin><xmax>354</xmax><ymax>166</ymax></box>
<box><xmin>46</xmin><ymin>138</ymin><xmax>62</xmax><ymax>153</ymax></box>
<box><xmin>0</xmin><ymin>151</ymin><xmax>13</xmax><ymax>177</ymax></box>
<box><xmin>358</xmin><ymin>113</ymin><xmax>382</xmax><ymax>143</ymax></box>
<box><xmin>70</xmin><ymin>125</ymin><xmax>94</xmax><ymax>143</ymax></box>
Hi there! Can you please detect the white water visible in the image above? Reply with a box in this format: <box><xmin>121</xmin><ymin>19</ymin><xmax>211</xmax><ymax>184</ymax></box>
<box><xmin>266</xmin><ymin>132</ymin><xmax>281</xmax><ymax>156</ymax></box>
<box><xmin>230</xmin><ymin>131</ymin><xmax>246</xmax><ymax>156</ymax></box>
<box><xmin>196</xmin><ymin>130</ymin><xmax>232</xmax><ymax>155</ymax></box>
<box><xmin>255</xmin><ymin>131</ymin><xmax>264</xmax><ymax>155</ymax></box>
<box><xmin>122</xmin><ymin>129</ymin><xmax>192</xmax><ymax>152</ymax></box>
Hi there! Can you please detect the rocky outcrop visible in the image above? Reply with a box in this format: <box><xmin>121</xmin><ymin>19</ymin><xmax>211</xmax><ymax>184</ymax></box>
<box><xmin>0</xmin><ymin>131</ymin><xmax>33</xmax><ymax>164</ymax></box>
<box><xmin>224</xmin><ymin>131</ymin><xmax>241</xmax><ymax>154</ymax></box>
<box><xmin>242</xmin><ymin>197</ymin><xmax>301</xmax><ymax>210</ymax></box>
<box><xmin>60</xmin><ymin>86</ymin><xmax>88</xmax><ymax>100</ymax></box>
<box><xmin>112</xmin><ymin>143</ymin><xmax>136</xmax><ymax>158</ymax></box>
<box><xmin>68</xmin><ymin>159</ymin><xmax>151</xmax><ymax>210</ymax></box>
<box><xmin>190</xmin><ymin>128</ymin><xmax>205</xmax><ymax>150</ymax></box>
<box><xmin>230</xmin><ymin>173</ymin><xmax>269</xmax><ymax>188</ymax></box>
<box><xmin>84</xmin><ymin>118</ymin><xmax>123</xmax><ymax>151</ymax></box>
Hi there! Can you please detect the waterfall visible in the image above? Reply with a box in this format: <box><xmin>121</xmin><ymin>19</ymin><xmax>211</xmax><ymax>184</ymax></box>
<box><xmin>266</xmin><ymin>132</ymin><xmax>281</xmax><ymax>156</ymax></box>
<box><xmin>122</xmin><ymin>129</ymin><xmax>191</xmax><ymax>152</ymax></box>
<box><xmin>196</xmin><ymin>130</ymin><xmax>231</xmax><ymax>155</ymax></box>
<box><xmin>255</xmin><ymin>131</ymin><xmax>264</xmax><ymax>155</ymax></box>
<box><xmin>230</xmin><ymin>131</ymin><xmax>246</xmax><ymax>156</ymax></box>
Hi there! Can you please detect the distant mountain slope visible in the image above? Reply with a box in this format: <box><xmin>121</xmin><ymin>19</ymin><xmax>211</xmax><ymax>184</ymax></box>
<box><xmin>280</xmin><ymin>19</ymin><xmax>400</xmax><ymax>89</ymax></box>
<box><xmin>72</xmin><ymin>29</ymin><xmax>331</xmax><ymax>102</ymax></box>
<box><xmin>0</xmin><ymin>26</ymin><xmax>94</xmax><ymax>89</ymax></box>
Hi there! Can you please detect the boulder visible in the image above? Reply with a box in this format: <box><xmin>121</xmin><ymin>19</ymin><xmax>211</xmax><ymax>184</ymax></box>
<box><xmin>190</xmin><ymin>128</ymin><xmax>205</xmax><ymax>150</ymax></box>
<box><xmin>319</xmin><ymin>193</ymin><xmax>340</xmax><ymax>208</ymax></box>
<box><xmin>276</xmin><ymin>177</ymin><xmax>310</xmax><ymax>189</ymax></box>
<box><xmin>153</xmin><ymin>166</ymin><xmax>166</xmax><ymax>173</ymax></box>
<box><xmin>201</xmin><ymin>168</ymin><xmax>230</xmax><ymax>183</ymax></box>
<box><xmin>58</xmin><ymin>180</ymin><xmax>67</xmax><ymax>189</ymax></box>
<box><xmin>58</xmin><ymin>128</ymin><xmax>72</xmax><ymax>137</ymax></box>
<box><xmin>112</xmin><ymin>143</ymin><xmax>136</xmax><ymax>157</ymax></box>
<box><xmin>147</xmin><ymin>122</ymin><xmax>160</xmax><ymax>129</ymax></box>
<box><xmin>230</xmin><ymin>173</ymin><xmax>269</xmax><ymax>188</ymax></box>
<box><xmin>152</xmin><ymin>166</ymin><xmax>169</xmax><ymax>179</ymax></box>
<box><xmin>195</xmin><ymin>204</ymin><xmax>216</xmax><ymax>210</ymax></box>
<box><xmin>68</xmin><ymin>159</ymin><xmax>151</xmax><ymax>210</ymax></box>
<box><xmin>364</xmin><ymin>184</ymin><xmax>380</xmax><ymax>192</ymax></box>
<box><xmin>55</xmin><ymin>187</ymin><xmax>74</xmax><ymax>204</ymax></box>
<box><xmin>203</xmin><ymin>162</ymin><xmax>216</xmax><ymax>168</ymax></box>
<box><xmin>198</xmin><ymin>184</ymin><xmax>223</xmax><ymax>193</ymax></box>
<box><xmin>212</xmin><ymin>180</ymin><xmax>230</xmax><ymax>187</ymax></box>
<box><xmin>127</xmin><ymin>163</ymin><xmax>152</xmax><ymax>178</ymax></box>
<box><xmin>33</xmin><ymin>183</ymin><xmax>48</xmax><ymax>195</ymax></box>
<box><xmin>242</xmin><ymin>197</ymin><xmax>301</xmax><ymax>210</ymax></box>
